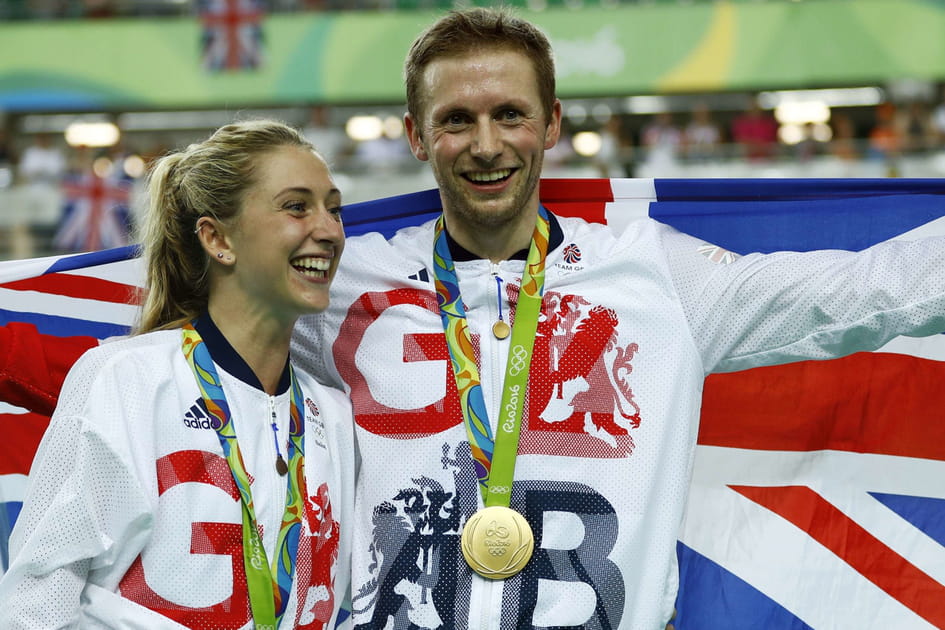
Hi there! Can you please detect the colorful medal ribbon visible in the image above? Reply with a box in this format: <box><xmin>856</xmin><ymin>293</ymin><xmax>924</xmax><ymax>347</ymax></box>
<box><xmin>182</xmin><ymin>324</ymin><xmax>306</xmax><ymax>629</ymax></box>
<box><xmin>432</xmin><ymin>208</ymin><xmax>549</xmax><ymax>506</ymax></box>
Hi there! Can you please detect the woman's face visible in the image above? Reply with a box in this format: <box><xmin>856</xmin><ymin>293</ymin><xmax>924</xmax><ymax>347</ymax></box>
<box><xmin>225</xmin><ymin>145</ymin><xmax>344</xmax><ymax>323</ymax></box>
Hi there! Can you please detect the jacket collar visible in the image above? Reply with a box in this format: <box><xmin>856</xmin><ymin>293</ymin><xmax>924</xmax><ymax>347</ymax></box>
<box><xmin>192</xmin><ymin>312</ymin><xmax>291</xmax><ymax>394</ymax></box>
<box><xmin>445</xmin><ymin>207</ymin><xmax>563</xmax><ymax>262</ymax></box>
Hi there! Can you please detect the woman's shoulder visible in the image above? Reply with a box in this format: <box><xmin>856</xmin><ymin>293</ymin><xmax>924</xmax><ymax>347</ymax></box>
<box><xmin>75</xmin><ymin>329</ymin><xmax>181</xmax><ymax>370</ymax></box>
<box><xmin>63</xmin><ymin>329</ymin><xmax>183</xmax><ymax>393</ymax></box>
<box><xmin>53</xmin><ymin>329</ymin><xmax>186</xmax><ymax>421</ymax></box>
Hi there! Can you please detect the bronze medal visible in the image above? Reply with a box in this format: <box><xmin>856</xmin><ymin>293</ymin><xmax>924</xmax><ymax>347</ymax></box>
<box><xmin>492</xmin><ymin>320</ymin><xmax>511</xmax><ymax>339</ymax></box>
<box><xmin>460</xmin><ymin>505</ymin><xmax>534</xmax><ymax>579</ymax></box>
<box><xmin>276</xmin><ymin>455</ymin><xmax>288</xmax><ymax>476</ymax></box>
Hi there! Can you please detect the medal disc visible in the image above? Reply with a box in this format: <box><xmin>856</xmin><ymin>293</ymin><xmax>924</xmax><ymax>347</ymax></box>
<box><xmin>276</xmin><ymin>456</ymin><xmax>288</xmax><ymax>476</ymax></box>
<box><xmin>460</xmin><ymin>505</ymin><xmax>534</xmax><ymax>579</ymax></box>
<box><xmin>492</xmin><ymin>320</ymin><xmax>511</xmax><ymax>339</ymax></box>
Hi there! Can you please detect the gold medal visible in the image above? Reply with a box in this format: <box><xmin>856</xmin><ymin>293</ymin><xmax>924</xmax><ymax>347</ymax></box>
<box><xmin>460</xmin><ymin>505</ymin><xmax>534</xmax><ymax>579</ymax></box>
<box><xmin>492</xmin><ymin>320</ymin><xmax>511</xmax><ymax>339</ymax></box>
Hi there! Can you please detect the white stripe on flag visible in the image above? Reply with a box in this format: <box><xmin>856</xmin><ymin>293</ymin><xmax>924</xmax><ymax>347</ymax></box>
<box><xmin>888</xmin><ymin>215</ymin><xmax>945</xmax><ymax>242</ymax></box>
<box><xmin>604</xmin><ymin>178</ymin><xmax>656</xmax><ymax>233</ymax></box>
<box><xmin>681</xmin><ymin>446</ymin><xmax>945</xmax><ymax>628</ymax></box>
<box><xmin>0</xmin><ymin>288</ymin><xmax>140</xmax><ymax>325</ymax></box>
<box><xmin>0</xmin><ymin>402</ymin><xmax>28</xmax><ymax>415</ymax></box>
<box><xmin>59</xmin><ymin>257</ymin><xmax>144</xmax><ymax>287</ymax></box>
<box><xmin>874</xmin><ymin>335</ymin><xmax>945</xmax><ymax>362</ymax></box>
<box><xmin>0</xmin><ymin>474</ymin><xmax>28</xmax><ymax>506</ymax></box>
<box><xmin>0</xmin><ymin>255</ymin><xmax>64</xmax><ymax>284</ymax></box>
<box><xmin>683</xmin><ymin>479</ymin><xmax>938</xmax><ymax>630</ymax></box>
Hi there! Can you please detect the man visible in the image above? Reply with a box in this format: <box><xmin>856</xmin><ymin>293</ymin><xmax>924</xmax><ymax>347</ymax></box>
<box><xmin>291</xmin><ymin>7</ymin><xmax>945</xmax><ymax>630</ymax></box>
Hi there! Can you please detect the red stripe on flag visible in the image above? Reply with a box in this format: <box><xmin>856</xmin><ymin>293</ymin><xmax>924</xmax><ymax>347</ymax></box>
<box><xmin>1</xmin><ymin>273</ymin><xmax>139</xmax><ymax>305</ymax></box>
<box><xmin>732</xmin><ymin>485</ymin><xmax>945</xmax><ymax>627</ymax></box>
<box><xmin>0</xmin><ymin>411</ymin><xmax>50</xmax><ymax>475</ymax></box>
<box><xmin>540</xmin><ymin>178</ymin><xmax>613</xmax><ymax>224</ymax></box>
<box><xmin>700</xmin><ymin>352</ymin><xmax>945</xmax><ymax>461</ymax></box>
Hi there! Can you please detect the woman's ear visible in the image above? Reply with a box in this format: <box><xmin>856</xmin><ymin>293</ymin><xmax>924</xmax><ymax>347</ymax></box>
<box><xmin>194</xmin><ymin>217</ymin><xmax>234</xmax><ymax>264</ymax></box>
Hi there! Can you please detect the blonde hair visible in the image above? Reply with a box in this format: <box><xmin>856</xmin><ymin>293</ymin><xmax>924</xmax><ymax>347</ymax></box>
<box><xmin>135</xmin><ymin>119</ymin><xmax>315</xmax><ymax>334</ymax></box>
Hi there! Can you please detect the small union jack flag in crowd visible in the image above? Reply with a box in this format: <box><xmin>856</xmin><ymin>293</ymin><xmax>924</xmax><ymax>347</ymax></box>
<box><xmin>198</xmin><ymin>0</ymin><xmax>265</xmax><ymax>72</ymax></box>
<box><xmin>54</xmin><ymin>170</ymin><xmax>133</xmax><ymax>254</ymax></box>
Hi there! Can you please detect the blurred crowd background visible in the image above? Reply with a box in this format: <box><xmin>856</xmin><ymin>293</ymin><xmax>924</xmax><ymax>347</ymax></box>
<box><xmin>2</xmin><ymin>0</ymin><xmax>945</xmax><ymax>260</ymax></box>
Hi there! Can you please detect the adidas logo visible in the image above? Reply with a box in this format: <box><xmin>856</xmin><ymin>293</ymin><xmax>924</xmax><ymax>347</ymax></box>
<box><xmin>183</xmin><ymin>398</ymin><xmax>216</xmax><ymax>430</ymax></box>
<box><xmin>408</xmin><ymin>268</ymin><xmax>430</xmax><ymax>283</ymax></box>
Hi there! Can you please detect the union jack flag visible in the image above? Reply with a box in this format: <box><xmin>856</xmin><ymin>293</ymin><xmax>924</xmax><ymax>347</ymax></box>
<box><xmin>54</xmin><ymin>170</ymin><xmax>133</xmax><ymax>254</ymax></box>
<box><xmin>2</xmin><ymin>178</ymin><xmax>944</xmax><ymax>628</ymax></box>
<box><xmin>0</xmin><ymin>247</ymin><xmax>141</xmax><ymax>570</ymax></box>
<box><xmin>198</xmin><ymin>0</ymin><xmax>265</xmax><ymax>72</ymax></box>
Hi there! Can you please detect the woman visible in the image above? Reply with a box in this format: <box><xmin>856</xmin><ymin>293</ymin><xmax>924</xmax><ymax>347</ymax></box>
<box><xmin>0</xmin><ymin>120</ymin><xmax>354</xmax><ymax>629</ymax></box>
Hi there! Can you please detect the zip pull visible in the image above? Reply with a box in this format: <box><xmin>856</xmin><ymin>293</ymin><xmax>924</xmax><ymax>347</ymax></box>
<box><xmin>270</xmin><ymin>399</ymin><xmax>288</xmax><ymax>476</ymax></box>
<box><xmin>492</xmin><ymin>272</ymin><xmax>510</xmax><ymax>340</ymax></box>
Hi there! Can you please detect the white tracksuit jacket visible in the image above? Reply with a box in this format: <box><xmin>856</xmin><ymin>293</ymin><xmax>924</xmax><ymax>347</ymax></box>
<box><xmin>291</xmin><ymin>210</ymin><xmax>945</xmax><ymax>630</ymax></box>
<box><xmin>0</xmin><ymin>318</ymin><xmax>355</xmax><ymax>630</ymax></box>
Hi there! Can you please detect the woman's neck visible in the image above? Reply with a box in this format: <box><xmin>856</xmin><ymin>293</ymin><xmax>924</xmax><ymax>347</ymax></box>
<box><xmin>207</xmin><ymin>300</ymin><xmax>293</xmax><ymax>395</ymax></box>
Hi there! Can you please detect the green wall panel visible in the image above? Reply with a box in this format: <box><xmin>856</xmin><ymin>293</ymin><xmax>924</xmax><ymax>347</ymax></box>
<box><xmin>0</xmin><ymin>0</ymin><xmax>942</xmax><ymax>111</ymax></box>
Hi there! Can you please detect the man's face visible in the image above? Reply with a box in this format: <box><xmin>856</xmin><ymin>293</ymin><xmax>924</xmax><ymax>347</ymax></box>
<box><xmin>405</xmin><ymin>47</ymin><xmax>561</xmax><ymax>234</ymax></box>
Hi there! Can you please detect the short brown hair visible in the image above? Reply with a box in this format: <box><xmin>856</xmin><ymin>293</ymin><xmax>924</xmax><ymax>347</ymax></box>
<box><xmin>404</xmin><ymin>7</ymin><xmax>556</xmax><ymax>123</ymax></box>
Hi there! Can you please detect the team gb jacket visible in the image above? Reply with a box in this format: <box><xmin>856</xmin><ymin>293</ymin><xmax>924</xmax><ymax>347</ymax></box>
<box><xmin>0</xmin><ymin>318</ymin><xmax>355</xmax><ymax>630</ymax></box>
<box><xmin>291</xmin><ymin>209</ymin><xmax>945</xmax><ymax>630</ymax></box>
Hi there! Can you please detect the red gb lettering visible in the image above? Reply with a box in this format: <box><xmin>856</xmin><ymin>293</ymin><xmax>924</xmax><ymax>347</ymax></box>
<box><xmin>118</xmin><ymin>450</ymin><xmax>250</xmax><ymax>628</ymax></box>
<box><xmin>333</xmin><ymin>288</ymin><xmax>465</xmax><ymax>437</ymax></box>
<box><xmin>334</xmin><ymin>285</ymin><xmax>644</xmax><ymax>459</ymax></box>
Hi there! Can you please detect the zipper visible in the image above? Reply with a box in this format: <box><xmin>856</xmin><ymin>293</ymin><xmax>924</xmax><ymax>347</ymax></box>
<box><xmin>268</xmin><ymin>395</ymin><xmax>286</xmax><ymax>520</ymax></box>
<box><xmin>491</xmin><ymin>263</ymin><xmax>503</xmax><ymax>318</ymax></box>
<box><xmin>479</xmin><ymin>578</ymin><xmax>499</xmax><ymax>630</ymax></box>
<box><xmin>481</xmin><ymin>263</ymin><xmax>506</xmax><ymax>630</ymax></box>
<box><xmin>488</xmin><ymin>263</ymin><xmax>507</xmax><ymax>440</ymax></box>
<box><xmin>270</xmin><ymin>394</ymin><xmax>290</xmax><ymax>475</ymax></box>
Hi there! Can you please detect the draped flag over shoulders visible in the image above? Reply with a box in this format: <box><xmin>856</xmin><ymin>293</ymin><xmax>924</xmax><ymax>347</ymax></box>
<box><xmin>2</xmin><ymin>178</ymin><xmax>944</xmax><ymax>629</ymax></box>
<box><xmin>0</xmin><ymin>247</ymin><xmax>142</xmax><ymax>572</ymax></box>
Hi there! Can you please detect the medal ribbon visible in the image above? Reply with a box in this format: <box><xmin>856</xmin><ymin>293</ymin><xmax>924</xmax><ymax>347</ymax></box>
<box><xmin>182</xmin><ymin>324</ymin><xmax>306</xmax><ymax>629</ymax></box>
<box><xmin>433</xmin><ymin>208</ymin><xmax>549</xmax><ymax>506</ymax></box>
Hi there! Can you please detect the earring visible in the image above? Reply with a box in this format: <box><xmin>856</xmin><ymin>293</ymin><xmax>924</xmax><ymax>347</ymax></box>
<box><xmin>216</xmin><ymin>252</ymin><xmax>224</xmax><ymax>259</ymax></box>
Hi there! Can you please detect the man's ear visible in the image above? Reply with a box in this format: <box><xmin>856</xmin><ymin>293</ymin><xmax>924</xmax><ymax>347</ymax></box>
<box><xmin>404</xmin><ymin>113</ymin><xmax>429</xmax><ymax>162</ymax></box>
<box><xmin>194</xmin><ymin>216</ymin><xmax>235</xmax><ymax>264</ymax></box>
<box><xmin>544</xmin><ymin>99</ymin><xmax>563</xmax><ymax>150</ymax></box>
